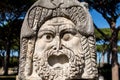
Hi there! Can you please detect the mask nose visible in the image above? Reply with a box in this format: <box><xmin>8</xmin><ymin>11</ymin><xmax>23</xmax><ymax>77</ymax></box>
<box><xmin>53</xmin><ymin>36</ymin><xmax>63</xmax><ymax>51</ymax></box>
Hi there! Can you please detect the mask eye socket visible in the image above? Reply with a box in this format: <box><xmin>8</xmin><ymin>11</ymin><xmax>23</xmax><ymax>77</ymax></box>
<box><xmin>43</xmin><ymin>33</ymin><xmax>54</xmax><ymax>42</ymax></box>
<box><xmin>46</xmin><ymin>34</ymin><xmax>52</xmax><ymax>39</ymax></box>
<box><xmin>62</xmin><ymin>33</ymin><xmax>73</xmax><ymax>41</ymax></box>
<box><xmin>61</xmin><ymin>29</ymin><xmax>77</xmax><ymax>41</ymax></box>
<box><xmin>38</xmin><ymin>30</ymin><xmax>54</xmax><ymax>42</ymax></box>
<box><xmin>38</xmin><ymin>32</ymin><xmax>54</xmax><ymax>42</ymax></box>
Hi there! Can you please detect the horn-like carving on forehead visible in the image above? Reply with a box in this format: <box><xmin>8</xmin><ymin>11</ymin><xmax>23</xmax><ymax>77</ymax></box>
<box><xmin>21</xmin><ymin>0</ymin><xmax>94</xmax><ymax>38</ymax></box>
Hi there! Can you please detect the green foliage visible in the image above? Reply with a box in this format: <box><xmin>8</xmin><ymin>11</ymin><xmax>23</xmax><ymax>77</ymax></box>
<box><xmin>95</xmin><ymin>29</ymin><xmax>103</xmax><ymax>41</ymax></box>
<box><xmin>95</xmin><ymin>28</ymin><xmax>120</xmax><ymax>53</ymax></box>
<box><xmin>9</xmin><ymin>56</ymin><xmax>19</xmax><ymax>67</ymax></box>
<box><xmin>96</xmin><ymin>45</ymin><xmax>103</xmax><ymax>52</ymax></box>
<box><xmin>119</xmin><ymin>31</ymin><xmax>120</xmax><ymax>40</ymax></box>
<box><xmin>96</xmin><ymin>44</ymin><xmax>109</xmax><ymax>52</ymax></box>
<box><xmin>95</xmin><ymin>28</ymin><xmax>111</xmax><ymax>41</ymax></box>
<box><xmin>118</xmin><ymin>46</ymin><xmax>120</xmax><ymax>53</ymax></box>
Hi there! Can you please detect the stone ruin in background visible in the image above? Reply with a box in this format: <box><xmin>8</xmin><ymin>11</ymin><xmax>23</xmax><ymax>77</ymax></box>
<box><xmin>18</xmin><ymin>0</ymin><xmax>98</xmax><ymax>80</ymax></box>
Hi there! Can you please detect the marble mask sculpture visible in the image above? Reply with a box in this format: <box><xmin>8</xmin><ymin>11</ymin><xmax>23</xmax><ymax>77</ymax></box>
<box><xmin>18</xmin><ymin>0</ymin><xmax>98</xmax><ymax>80</ymax></box>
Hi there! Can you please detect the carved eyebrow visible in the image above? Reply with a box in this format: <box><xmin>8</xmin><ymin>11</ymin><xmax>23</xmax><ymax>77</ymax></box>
<box><xmin>38</xmin><ymin>27</ymin><xmax>55</xmax><ymax>33</ymax></box>
<box><xmin>60</xmin><ymin>28</ymin><xmax>77</xmax><ymax>36</ymax></box>
<box><xmin>37</xmin><ymin>30</ymin><xmax>55</xmax><ymax>38</ymax></box>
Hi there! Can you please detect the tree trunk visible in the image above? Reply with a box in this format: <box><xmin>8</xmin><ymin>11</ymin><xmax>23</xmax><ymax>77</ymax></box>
<box><xmin>111</xmin><ymin>28</ymin><xmax>119</xmax><ymax>80</ymax></box>
<box><xmin>107</xmin><ymin>48</ymin><xmax>111</xmax><ymax>64</ymax></box>
<box><xmin>101</xmin><ymin>53</ymin><xmax>104</xmax><ymax>66</ymax></box>
<box><xmin>112</xmin><ymin>49</ymin><xmax>119</xmax><ymax>80</ymax></box>
<box><xmin>3</xmin><ymin>41</ymin><xmax>10</xmax><ymax>75</ymax></box>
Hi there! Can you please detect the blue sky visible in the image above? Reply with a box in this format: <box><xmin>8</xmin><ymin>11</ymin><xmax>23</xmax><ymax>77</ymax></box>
<box><xmin>90</xmin><ymin>9</ymin><xmax>120</xmax><ymax>28</ymax></box>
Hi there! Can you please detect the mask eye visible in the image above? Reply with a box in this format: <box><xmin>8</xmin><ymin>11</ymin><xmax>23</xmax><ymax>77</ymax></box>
<box><xmin>60</xmin><ymin>29</ymin><xmax>77</xmax><ymax>41</ymax></box>
<box><xmin>62</xmin><ymin>33</ymin><xmax>74</xmax><ymax>41</ymax></box>
<box><xmin>42</xmin><ymin>33</ymin><xmax>54</xmax><ymax>42</ymax></box>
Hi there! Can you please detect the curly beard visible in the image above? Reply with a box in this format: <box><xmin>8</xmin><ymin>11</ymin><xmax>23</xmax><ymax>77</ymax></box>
<box><xmin>33</xmin><ymin>46</ymin><xmax>84</xmax><ymax>80</ymax></box>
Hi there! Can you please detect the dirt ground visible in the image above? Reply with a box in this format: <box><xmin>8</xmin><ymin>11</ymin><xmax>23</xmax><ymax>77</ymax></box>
<box><xmin>0</xmin><ymin>67</ymin><xmax>18</xmax><ymax>75</ymax></box>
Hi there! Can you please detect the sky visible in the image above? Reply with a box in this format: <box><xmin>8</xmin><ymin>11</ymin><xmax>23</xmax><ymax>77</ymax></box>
<box><xmin>90</xmin><ymin>9</ymin><xmax>120</xmax><ymax>28</ymax></box>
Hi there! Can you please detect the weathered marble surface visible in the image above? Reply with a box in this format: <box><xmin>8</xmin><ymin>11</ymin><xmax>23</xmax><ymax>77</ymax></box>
<box><xmin>18</xmin><ymin>0</ymin><xmax>98</xmax><ymax>80</ymax></box>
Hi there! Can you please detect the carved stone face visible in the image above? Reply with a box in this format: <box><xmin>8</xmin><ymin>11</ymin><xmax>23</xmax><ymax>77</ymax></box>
<box><xmin>33</xmin><ymin>17</ymin><xmax>84</xmax><ymax>80</ymax></box>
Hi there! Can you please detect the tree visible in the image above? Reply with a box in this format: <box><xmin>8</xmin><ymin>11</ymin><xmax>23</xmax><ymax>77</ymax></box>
<box><xmin>79</xmin><ymin>0</ymin><xmax>120</xmax><ymax>80</ymax></box>
<box><xmin>0</xmin><ymin>0</ymin><xmax>36</xmax><ymax>75</ymax></box>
